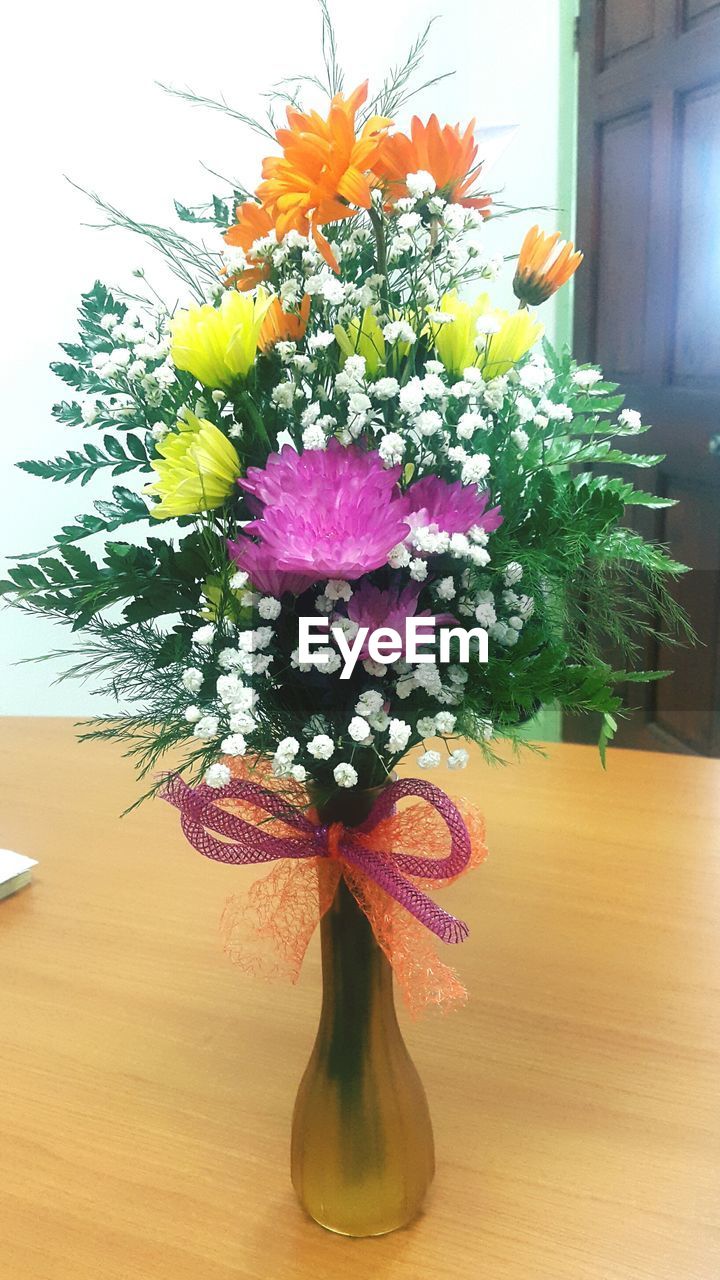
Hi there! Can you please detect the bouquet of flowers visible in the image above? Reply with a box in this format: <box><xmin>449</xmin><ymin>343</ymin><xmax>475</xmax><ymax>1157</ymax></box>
<box><xmin>3</xmin><ymin>9</ymin><xmax>692</xmax><ymax>1236</ymax></box>
<box><xmin>3</xmin><ymin>46</ymin><xmax>685</xmax><ymax>798</ymax></box>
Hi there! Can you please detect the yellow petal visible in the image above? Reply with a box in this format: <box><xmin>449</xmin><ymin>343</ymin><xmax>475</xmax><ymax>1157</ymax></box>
<box><xmin>144</xmin><ymin>413</ymin><xmax>241</xmax><ymax>519</ymax></box>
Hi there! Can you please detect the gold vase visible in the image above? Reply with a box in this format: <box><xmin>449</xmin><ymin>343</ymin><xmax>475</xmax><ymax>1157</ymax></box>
<box><xmin>290</xmin><ymin>785</ymin><xmax>435</xmax><ymax>1236</ymax></box>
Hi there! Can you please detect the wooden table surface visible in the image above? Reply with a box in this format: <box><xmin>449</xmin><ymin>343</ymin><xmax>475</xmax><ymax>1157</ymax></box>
<box><xmin>1</xmin><ymin>719</ymin><xmax>719</xmax><ymax>1280</ymax></box>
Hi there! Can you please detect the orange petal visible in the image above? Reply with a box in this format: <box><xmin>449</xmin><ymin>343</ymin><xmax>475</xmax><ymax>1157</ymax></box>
<box><xmin>336</xmin><ymin>166</ymin><xmax>372</xmax><ymax>208</ymax></box>
<box><xmin>344</xmin><ymin>80</ymin><xmax>370</xmax><ymax>114</ymax></box>
<box><xmin>313</xmin><ymin>225</ymin><xmax>340</xmax><ymax>272</ymax></box>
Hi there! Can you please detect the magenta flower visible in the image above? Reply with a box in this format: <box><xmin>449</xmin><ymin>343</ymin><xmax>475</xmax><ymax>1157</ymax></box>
<box><xmin>404</xmin><ymin>475</ymin><xmax>502</xmax><ymax>536</ymax></box>
<box><xmin>347</xmin><ymin>580</ymin><xmax>455</xmax><ymax>660</ymax></box>
<box><xmin>234</xmin><ymin>441</ymin><xmax>411</xmax><ymax>582</ymax></box>
<box><xmin>227</xmin><ymin>537</ymin><xmax>316</xmax><ymax>597</ymax></box>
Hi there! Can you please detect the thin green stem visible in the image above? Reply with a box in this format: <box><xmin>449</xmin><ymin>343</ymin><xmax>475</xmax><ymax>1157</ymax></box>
<box><xmin>369</xmin><ymin>206</ymin><xmax>390</xmax><ymax>309</ymax></box>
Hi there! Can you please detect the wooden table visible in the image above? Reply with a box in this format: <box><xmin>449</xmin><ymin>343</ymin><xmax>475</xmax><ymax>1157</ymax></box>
<box><xmin>1</xmin><ymin>719</ymin><xmax>719</xmax><ymax>1280</ymax></box>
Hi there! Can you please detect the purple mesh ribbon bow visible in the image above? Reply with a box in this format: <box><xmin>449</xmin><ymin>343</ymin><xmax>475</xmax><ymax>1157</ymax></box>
<box><xmin>162</xmin><ymin>774</ymin><xmax>472</xmax><ymax>944</ymax></box>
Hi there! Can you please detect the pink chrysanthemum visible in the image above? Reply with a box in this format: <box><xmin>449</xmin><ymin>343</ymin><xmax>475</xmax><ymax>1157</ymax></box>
<box><xmin>234</xmin><ymin>441</ymin><xmax>411</xmax><ymax>582</ymax></box>
<box><xmin>226</xmin><ymin>538</ymin><xmax>316</xmax><ymax>598</ymax></box>
<box><xmin>347</xmin><ymin>580</ymin><xmax>455</xmax><ymax>660</ymax></box>
<box><xmin>404</xmin><ymin>475</ymin><xmax>502</xmax><ymax>535</ymax></box>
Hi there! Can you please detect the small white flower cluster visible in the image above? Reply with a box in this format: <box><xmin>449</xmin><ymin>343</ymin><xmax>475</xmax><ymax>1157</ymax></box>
<box><xmin>305</xmin><ymin>270</ymin><xmax>346</xmax><ymax>306</ymax></box>
<box><xmin>239</xmin><ymin>224</ymin><xmax>388</xmax><ymax>333</ymax></box>
<box><xmin>78</xmin><ymin>304</ymin><xmax>178</xmax><ymax>434</ymax></box>
<box><xmin>451</xmin><ymin>561</ymin><xmax>535</xmax><ymax>649</ymax></box>
<box><xmin>400</xmin><ymin>522</ymin><xmax>492</xmax><ymax>572</ymax></box>
<box><xmin>387</xmin><ymin>209</ymin><xmax>432</xmax><ymax>263</ymax></box>
<box><xmin>299</xmin><ymin>399</ymin><xmax>338</xmax><ymax>450</ymax></box>
<box><xmin>416</xmin><ymin>710</ymin><xmax>456</xmax><ymax>737</ymax></box>
<box><xmin>393</xmin><ymin>658</ymin><xmax>469</xmax><ymax>707</ymax></box>
<box><xmin>572</xmin><ymin>366</ymin><xmax>603</xmax><ymax>388</ymax></box>
<box><xmin>416</xmin><ymin>741</ymin><xmax>469</xmax><ymax>771</ymax></box>
<box><xmin>386</xmin><ymin>523</ymin><xmax>492</xmax><ymax>591</ymax></box>
<box><xmin>326</xmin><ymin>353</ymin><xmax>385</xmax><ymax>443</ymax></box>
<box><xmin>409</xmin><ymin>709</ymin><xmax>476</xmax><ymax>770</ymax></box>
<box><xmin>188</xmin><ymin>569</ymin><xmax>507</xmax><ymax>784</ymax></box>
<box><xmin>360</xmin><ymin>361</ymin><xmax>503</xmax><ymax>500</ymax></box>
<box><xmin>383</xmin><ymin>319</ymin><xmax>417</xmax><ymax>346</ymax></box>
<box><xmin>355</xmin><ymin>688</ymin><xmax>387</xmax><ymax>729</ymax></box>
<box><xmin>91</xmin><ymin>306</ymin><xmax>174</xmax><ymax>398</ymax></box>
<box><xmin>180</xmin><ymin>607</ymin><xmax>295</xmax><ymax>784</ymax></box>
<box><xmin>273</xmin><ymin>724</ymin><xmax>359</xmax><ymax>788</ymax></box>
<box><xmin>618</xmin><ymin>408</ymin><xmax>642</xmax><ymax>432</ymax></box>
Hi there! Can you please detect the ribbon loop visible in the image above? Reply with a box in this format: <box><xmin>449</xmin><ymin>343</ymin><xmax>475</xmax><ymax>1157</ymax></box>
<box><xmin>162</xmin><ymin>768</ymin><xmax>485</xmax><ymax>972</ymax></box>
<box><xmin>357</xmin><ymin>777</ymin><xmax>472</xmax><ymax>880</ymax></box>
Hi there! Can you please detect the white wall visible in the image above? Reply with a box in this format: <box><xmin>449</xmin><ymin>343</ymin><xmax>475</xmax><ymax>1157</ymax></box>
<box><xmin>0</xmin><ymin>0</ymin><xmax>573</xmax><ymax>714</ymax></box>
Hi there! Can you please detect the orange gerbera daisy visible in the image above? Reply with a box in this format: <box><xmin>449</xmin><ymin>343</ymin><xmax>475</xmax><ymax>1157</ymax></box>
<box><xmin>374</xmin><ymin>115</ymin><xmax>492</xmax><ymax>214</ymax></box>
<box><xmin>258</xmin><ymin>294</ymin><xmax>311</xmax><ymax>352</ymax></box>
<box><xmin>256</xmin><ymin>81</ymin><xmax>391</xmax><ymax>272</ymax></box>
<box><xmin>223</xmin><ymin>201</ymin><xmax>275</xmax><ymax>291</ymax></box>
<box><xmin>513</xmin><ymin>226</ymin><xmax>583</xmax><ymax>306</ymax></box>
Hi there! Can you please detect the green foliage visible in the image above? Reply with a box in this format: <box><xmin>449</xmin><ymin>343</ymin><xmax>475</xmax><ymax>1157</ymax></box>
<box><xmin>71</xmin><ymin>186</ymin><xmax>222</xmax><ymax>301</ymax></box>
<box><xmin>598</xmin><ymin>713</ymin><xmax>617</xmax><ymax>767</ymax></box>
<box><xmin>157</xmin><ymin>82</ymin><xmax>278</xmax><ymax>143</ymax></box>
<box><xmin>17</xmin><ymin>433</ymin><xmax>150</xmax><ymax>485</ymax></box>
<box><xmin>366</xmin><ymin>18</ymin><xmax>453</xmax><ymax>120</ymax></box>
<box><xmin>174</xmin><ymin>193</ymin><xmax>239</xmax><ymax>229</ymax></box>
<box><xmin>52</xmin><ymin>400</ymin><xmax>85</xmax><ymax>426</ymax></box>
<box><xmin>32</xmin><ymin>620</ymin><xmax>210</xmax><ymax>808</ymax></box>
<box><xmin>38</xmin><ymin>487</ymin><xmax>150</xmax><ymax>549</ymax></box>
<box><xmin>573</xmin><ymin>472</ymin><xmax>676</xmax><ymax>510</ymax></box>
<box><xmin>2</xmin><ymin>532</ymin><xmax>212</xmax><ymax>629</ymax></box>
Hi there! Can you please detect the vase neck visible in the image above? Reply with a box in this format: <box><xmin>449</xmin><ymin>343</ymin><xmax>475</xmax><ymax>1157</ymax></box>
<box><xmin>309</xmin><ymin>782</ymin><xmax>398</xmax><ymax>1044</ymax></box>
<box><xmin>310</xmin><ymin>780</ymin><xmax>388</xmax><ymax>827</ymax></box>
<box><xmin>317</xmin><ymin>874</ymin><xmax>399</xmax><ymax>1069</ymax></box>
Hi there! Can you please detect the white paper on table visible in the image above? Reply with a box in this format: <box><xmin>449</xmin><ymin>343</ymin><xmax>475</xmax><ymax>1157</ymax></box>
<box><xmin>0</xmin><ymin>848</ymin><xmax>38</xmax><ymax>890</ymax></box>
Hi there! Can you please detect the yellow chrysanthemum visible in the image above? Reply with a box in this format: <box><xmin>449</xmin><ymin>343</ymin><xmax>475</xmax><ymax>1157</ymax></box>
<box><xmin>334</xmin><ymin>308</ymin><xmax>386</xmax><ymax>375</ymax></box>
<box><xmin>481</xmin><ymin>306</ymin><xmax>544</xmax><ymax>378</ymax></box>
<box><xmin>144</xmin><ymin>412</ymin><xmax>241</xmax><ymax>519</ymax></box>
<box><xmin>433</xmin><ymin>291</ymin><xmax>543</xmax><ymax>378</ymax></box>
<box><xmin>432</xmin><ymin>292</ymin><xmax>489</xmax><ymax>376</ymax></box>
<box><xmin>169</xmin><ymin>289</ymin><xmax>273</xmax><ymax>390</ymax></box>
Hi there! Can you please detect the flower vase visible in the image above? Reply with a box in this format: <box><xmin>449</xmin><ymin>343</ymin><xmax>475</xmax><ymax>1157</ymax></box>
<box><xmin>290</xmin><ymin>785</ymin><xmax>435</xmax><ymax>1236</ymax></box>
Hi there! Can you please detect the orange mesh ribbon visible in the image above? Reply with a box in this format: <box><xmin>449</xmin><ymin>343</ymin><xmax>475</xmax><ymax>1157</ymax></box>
<box><xmin>162</xmin><ymin>761</ymin><xmax>487</xmax><ymax>1015</ymax></box>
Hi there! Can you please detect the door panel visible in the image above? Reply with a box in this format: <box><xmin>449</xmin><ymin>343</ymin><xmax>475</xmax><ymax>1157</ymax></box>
<box><xmin>596</xmin><ymin>111</ymin><xmax>652</xmax><ymax>373</ymax></box>
<box><xmin>673</xmin><ymin>80</ymin><xmax>720</xmax><ymax>384</ymax></box>
<box><xmin>682</xmin><ymin>0</ymin><xmax>720</xmax><ymax>33</ymax></box>
<box><xmin>600</xmin><ymin>0</ymin><xmax>655</xmax><ymax>65</ymax></box>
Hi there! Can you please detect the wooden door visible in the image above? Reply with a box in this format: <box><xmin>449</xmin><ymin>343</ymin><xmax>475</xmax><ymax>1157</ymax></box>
<box><xmin>569</xmin><ymin>0</ymin><xmax>720</xmax><ymax>754</ymax></box>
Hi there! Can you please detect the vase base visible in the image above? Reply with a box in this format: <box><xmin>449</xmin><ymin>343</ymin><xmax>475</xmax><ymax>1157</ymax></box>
<box><xmin>300</xmin><ymin>1203</ymin><xmax>426</xmax><ymax>1238</ymax></box>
